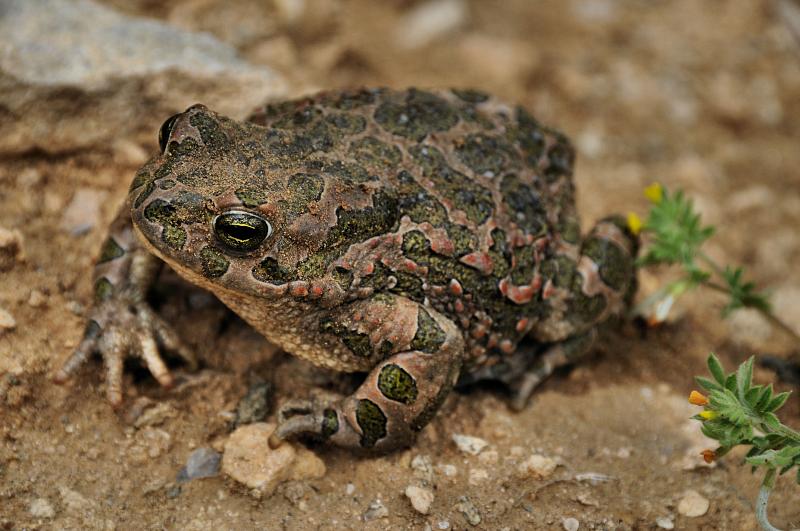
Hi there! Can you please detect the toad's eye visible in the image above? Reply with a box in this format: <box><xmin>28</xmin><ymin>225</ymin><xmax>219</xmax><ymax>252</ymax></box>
<box><xmin>213</xmin><ymin>211</ymin><xmax>272</xmax><ymax>252</ymax></box>
<box><xmin>158</xmin><ymin>113</ymin><xmax>181</xmax><ymax>153</ymax></box>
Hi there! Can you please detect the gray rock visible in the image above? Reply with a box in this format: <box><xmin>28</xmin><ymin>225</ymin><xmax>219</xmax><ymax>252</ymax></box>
<box><xmin>177</xmin><ymin>447</ymin><xmax>221</xmax><ymax>482</ymax></box>
<box><xmin>0</xmin><ymin>0</ymin><xmax>286</xmax><ymax>155</ymax></box>
<box><xmin>363</xmin><ymin>499</ymin><xmax>389</xmax><ymax>521</ymax></box>
<box><xmin>235</xmin><ymin>382</ymin><xmax>273</xmax><ymax>426</ymax></box>
<box><xmin>455</xmin><ymin>496</ymin><xmax>481</xmax><ymax>526</ymax></box>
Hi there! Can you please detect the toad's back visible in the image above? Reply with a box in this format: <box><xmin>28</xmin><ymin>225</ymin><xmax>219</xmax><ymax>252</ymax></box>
<box><xmin>243</xmin><ymin>88</ymin><xmax>587</xmax><ymax>370</ymax></box>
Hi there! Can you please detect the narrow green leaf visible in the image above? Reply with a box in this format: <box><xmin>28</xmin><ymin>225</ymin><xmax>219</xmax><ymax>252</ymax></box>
<box><xmin>755</xmin><ymin>384</ymin><xmax>774</xmax><ymax>412</ymax></box>
<box><xmin>737</xmin><ymin>357</ymin><xmax>754</xmax><ymax>398</ymax></box>
<box><xmin>695</xmin><ymin>376</ymin><xmax>722</xmax><ymax>392</ymax></box>
<box><xmin>724</xmin><ymin>373</ymin><xmax>737</xmax><ymax>393</ymax></box>
<box><xmin>763</xmin><ymin>413</ymin><xmax>781</xmax><ymax>430</ymax></box>
<box><xmin>767</xmin><ymin>392</ymin><xmax>791</xmax><ymax>413</ymax></box>
<box><xmin>745</xmin><ymin>387</ymin><xmax>760</xmax><ymax>408</ymax></box>
<box><xmin>707</xmin><ymin>353</ymin><xmax>726</xmax><ymax>385</ymax></box>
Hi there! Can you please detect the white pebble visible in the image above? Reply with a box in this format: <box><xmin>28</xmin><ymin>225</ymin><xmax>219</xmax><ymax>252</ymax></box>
<box><xmin>451</xmin><ymin>433</ymin><xmax>488</xmax><ymax>455</ymax></box>
<box><xmin>677</xmin><ymin>490</ymin><xmax>709</xmax><ymax>517</ymax></box>
<box><xmin>518</xmin><ymin>454</ymin><xmax>558</xmax><ymax>478</ymax></box>
<box><xmin>405</xmin><ymin>485</ymin><xmax>434</xmax><ymax>514</ymax></box>
<box><xmin>562</xmin><ymin>517</ymin><xmax>580</xmax><ymax>531</ymax></box>
<box><xmin>0</xmin><ymin>307</ymin><xmax>16</xmax><ymax>332</ymax></box>
<box><xmin>656</xmin><ymin>515</ymin><xmax>675</xmax><ymax>529</ymax></box>
<box><xmin>29</xmin><ymin>498</ymin><xmax>55</xmax><ymax>518</ymax></box>
<box><xmin>395</xmin><ymin>0</ymin><xmax>467</xmax><ymax>49</ymax></box>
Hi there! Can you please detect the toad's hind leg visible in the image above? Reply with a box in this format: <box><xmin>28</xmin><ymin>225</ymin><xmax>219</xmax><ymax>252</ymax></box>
<box><xmin>508</xmin><ymin>329</ymin><xmax>596</xmax><ymax>411</ymax></box>
<box><xmin>273</xmin><ymin>297</ymin><xmax>464</xmax><ymax>452</ymax></box>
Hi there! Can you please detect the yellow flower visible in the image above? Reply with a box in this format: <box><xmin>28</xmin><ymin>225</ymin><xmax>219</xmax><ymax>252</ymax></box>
<box><xmin>644</xmin><ymin>183</ymin><xmax>663</xmax><ymax>204</ymax></box>
<box><xmin>699</xmin><ymin>410</ymin><xmax>718</xmax><ymax>420</ymax></box>
<box><xmin>688</xmin><ymin>390</ymin><xmax>709</xmax><ymax>406</ymax></box>
<box><xmin>700</xmin><ymin>449</ymin><xmax>716</xmax><ymax>463</ymax></box>
<box><xmin>626</xmin><ymin>212</ymin><xmax>643</xmax><ymax>236</ymax></box>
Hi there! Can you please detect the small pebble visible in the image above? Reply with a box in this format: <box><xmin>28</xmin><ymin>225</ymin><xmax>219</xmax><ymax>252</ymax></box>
<box><xmin>452</xmin><ymin>433</ymin><xmax>488</xmax><ymax>455</ymax></box>
<box><xmin>177</xmin><ymin>447</ymin><xmax>221</xmax><ymax>482</ymax></box>
<box><xmin>58</xmin><ymin>486</ymin><xmax>91</xmax><ymax>513</ymax></box>
<box><xmin>455</xmin><ymin>496</ymin><xmax>481</xmax><ymax>526</ymax></box>
<box><xmin>0</xmin><ymin>227</ymin><xmax>23</xmax><ymax>271</ymax></box>
<box><xmin>345</xmin><ymin>483</ymin><xmax>355</xmax><ymax>495</ymax></box>
<box><xmin>235</xmin><ymin>382</ymin><xmax>273</xmax><ymax>426</ymax></box>
<box><xmin>290</xmin><ymin>448</ymin><xmax>326</xmax><ymax>481</ymax></box>
<box><xmin>221</xmin><ymin>423</ymin><xmax>296</xmax><ymax>495</ymax></box>
<box><xmin>411</xmin><ymin>454</ymin><xmax>433</xmax><ymax>481</ymax></box>
<box><xmin>28</xmin><ymin>289</ymin><xmax>47</xmax><ymax>308</ymax></box>
<box><xmin>518</xmin><ymin>454</ymin><xmax>558</xmax><ymax>478</ymax></box>
<box><xmin>405</xmin><ymin>484</ymin><xmax>434</xmax><ymax>514</ymax></box>
<box><xmin>133</xmin><ymin>402</ymin><xmax>178</xmax><ymax>428</ymax></box>
<box><xmin>29</xmin><ymin>498</ymin><xmax>55</xmax><ymax>518</ymax></box>
<box><xmin>395</xmin><ymin>0</ymin><xmax>467</xmax><ymax>49</ymax></box>
<box><xmin>468</xmin><ymin>468</ymin><xmax>489</xmax><ymax>485</ymax></box>
<box><xmin>363</xmin><ymin>499</ymin><xmax>389</xmax><ymax>521</ymax></box>
<box><xmin>61</xmin><ymin>188</ymin><xmax>107</xmax><ymax>236</ymax></box>
<box><xmin>65</xmin><ymin>300</ymin><xmax>85</xmax><ymax>316</ymax></box>
<box><xmin>677</xmin><ymin>490</ymin><xmax>709</xmax><ymax>517</ymax></box>
<box><xmin>656</xmin><ymin>515</ymin><xmax>675</xmax><ymax>529</ymax></box>
<box><xmin>574</xmin><ymin>472</ymin><xmax>615</xmax><ymax>485</ymax></box>
<box><xmin>562</xmin><ymin>517</ymin><xmax>580</xmax><ymax>531</ymax></box>
<box><xmin>436</xmin><ymin>463</ymin><xmax>457</xmax><ymax>477</ymax></box>
<box><xmin>0</xmin><ymin>308</ymin><xmax>16</xmax><ymax>333</ymax></box>
<box><xmin>478</xmin><ymin>449</ymin><xmax>498</xmax><ymax>464</ymax></box>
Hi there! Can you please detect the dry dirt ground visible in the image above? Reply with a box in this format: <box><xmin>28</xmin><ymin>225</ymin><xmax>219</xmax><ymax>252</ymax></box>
<box><xmin>2</xmin><ymin>0</ymin><xmax>800</xmax><ymax>529</ymax></box>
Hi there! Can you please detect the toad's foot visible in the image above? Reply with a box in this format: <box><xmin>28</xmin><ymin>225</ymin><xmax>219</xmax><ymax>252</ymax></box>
<box><xmin>271</xmin><ymin>296</ymin><xmax>464</xmax><ymax>452</ymax></box>
<box><xmin>508</xmin><ymin>329</ymin><xmax>596</xmax><ymax>411</ymax></box>
<box><xmin>54</xmin><ymin>298</ymin><xmax>196</xmax><ymax>407</ymax></box>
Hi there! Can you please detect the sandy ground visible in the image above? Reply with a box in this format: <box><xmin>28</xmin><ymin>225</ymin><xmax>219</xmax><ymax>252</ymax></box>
<box><xmin>1</xmin><ymin>0</ymin><xmax>799</xmax><ymax>529</ymax></box>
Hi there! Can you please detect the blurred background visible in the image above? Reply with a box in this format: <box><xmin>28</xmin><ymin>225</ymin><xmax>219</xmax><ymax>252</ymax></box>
<box><xmin>1</xmin><ymin>0</ymin><xmax>799</xmax><ymax>528</ymax></box>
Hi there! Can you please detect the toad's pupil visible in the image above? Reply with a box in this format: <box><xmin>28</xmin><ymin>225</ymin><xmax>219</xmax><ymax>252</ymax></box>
<box><xmin>226</xmin><ymin>224</ymin><xmax>256</xmax><ymax>241</ymax></box>
<box><xmin>214</xmin><ymin>211</ymin><xmax>272</xmax><ymax>252</ymax></box>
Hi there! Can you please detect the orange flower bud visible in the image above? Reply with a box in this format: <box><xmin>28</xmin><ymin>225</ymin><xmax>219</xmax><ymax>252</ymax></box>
<box><xmin>701</xmin><ymin>449</ymin><xmax>716</xmax><ymax>463</ymax></box>
<box><xmin>689</xmin><ymin>390</ymin><xmax>709</xmax><ymax>406</ymax></box>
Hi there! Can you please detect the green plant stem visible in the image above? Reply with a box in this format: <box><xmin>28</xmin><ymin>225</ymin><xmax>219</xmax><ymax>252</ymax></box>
<box><xmin>701</xmin><ymin>280</ymin><xmax>800</xmax><ymax>347</ymax></box>
<box><xmin>756</xmin><ymin>468</ymin><xmax>780</xmax><ymax>531</ymax></box>
<box><xmin>697</xmin><ymin>251</ymin><xmax>725</xmax><ymax>278</ymax></box>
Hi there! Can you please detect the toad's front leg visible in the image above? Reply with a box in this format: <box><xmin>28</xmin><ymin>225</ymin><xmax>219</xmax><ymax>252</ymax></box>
<box><xmin>54</xmin><ymin>199</ymin><xmax>196</xmax><ymax>406</ymax></box>
<box><xmin>272</xmin><ymin>296</ymin><xmax>464</xmax><ymax>452</ymax></box>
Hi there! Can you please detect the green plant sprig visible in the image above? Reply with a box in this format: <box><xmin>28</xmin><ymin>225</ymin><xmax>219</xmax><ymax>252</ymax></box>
<box><xmin>690</xmin><ymin>354</ymin><xmax>798</xmax><ymax>531</ymax></box>
<box><xmin>629</xmin><ymin>184</ymin><xmax>800</xmax><ymax>348</ymax></box>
